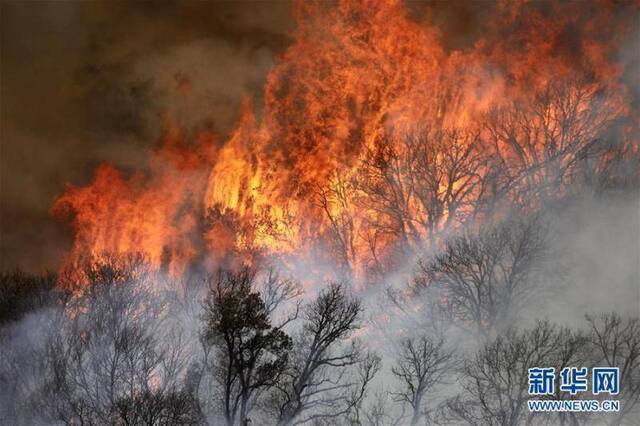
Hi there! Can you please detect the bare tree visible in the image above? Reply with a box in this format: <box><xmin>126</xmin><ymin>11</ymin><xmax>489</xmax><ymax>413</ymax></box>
<box><xmin>114</xmin><ymin>387</ymin><xmax>203</xmax><ymax>425</ymax></box>
<box><xmin>201</xmin><ymin>267</ymin><xmax>292</xmax><ymax>426</ymax></box>
<box><xmin>0</xmin><ymin>269</ymin><xmax>61</xmax><ymax>325</ymax></box>
<box><xmin>37</xmin><ymin>256</ymin><xmax>200</xmax><ymax>425</ymax></box>
<box><xmin>316</xmin><ymin>174</ymin><xmax>359</xmax><ymax>278</ymax></box>
<box><xmin>539</xmin><ymin>326</ymin><xmax>590</xmax><ymax>426</ymax></box>
<box><xmin>260</xmin><ymin>268</ymin><xmax>302</xmax><ymax>317</ymax></box>
<box><xmin>355</xmin><ymin>126</ymin><xmax>484</xmax><ymax>275</ymax></box>
<box><xmin>363</xmin><ymin>391</ymin><xmax>399</xmax><ymax>426</ymax></box>
<box><xmin>413</xmin><ymin>215</ymin><xmax>550</xmax><ymax>339</ymax></box>
<box><xmin>482</xmin><ymin>77</ymin><xmax>621</xmax><ymax>209</ymax></box>
<box><xmin>273</xmin><ymin>283</ymin><xmax>380</xmax><ymax>425</ymax></box>
<box><xmin>442</xmin><ymin>321</ymin><xmax>585</xmax><ymax>426</ymax></box>
<box><xmin>586</xmin><ymin>313</ymin><xmax>640</xmax><ymax>426</ymax></box>
<box><xmin>390</xmin><ymin>335</ymin><xmax>456</xmax><ymax>426</ymax></box>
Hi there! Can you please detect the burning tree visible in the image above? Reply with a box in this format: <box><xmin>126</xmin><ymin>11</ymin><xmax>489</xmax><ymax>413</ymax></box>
<box><xmin>354</xmin><ymin>125</ymin><xmax>485</xmax><ymax>274</ymax></box>
<box><xmin>483</xmin><ymin>77</ymin><xmax>625</xmax><ymax>210</ymax></box>
<box><xmin>49</xmin><ymin>0</ymin><xmax>637</xmax><ymax>283</ymax></box>
<box><xmin>2</xmin><ymin>0</ymin><xmax>639</xmax><ymax>424</ymax></box>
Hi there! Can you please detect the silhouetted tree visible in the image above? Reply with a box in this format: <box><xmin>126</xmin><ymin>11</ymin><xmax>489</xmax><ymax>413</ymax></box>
<box><xmin>355</xmin><ymin>126</ymin><xmax>484</xmax><ymax>274</ymax></box>
<box><xmin>586</xmin><ymin>313</ymin><xmax>640</xmax><ymax>426</ymax></box>
<box><xmin>316</xmin><ymin>175</ymin><xmax>359</xmax><ymax>278</ymax></box>
<box><xmin>483</xmin><ymin>77</ymin><xmax>621</xmax><ymax>208</ymax></box>
<box><xmin>273</xmin><ymin>283</ymin><xmax>380</xmax><ymax>425</ymax></box>
<box><xmin>36</xmin><ymin>256</ymin><xmax>199</xmax><ymax>425</ymax></box>
<box><xmin>202</xmin><ymin>267</ymin><xmax>292</xmax><ymax>426</ymax></box>
<box><xmin>442</xmin><ymin>321</ymin><xmax>585</xmax><ymax>426</ymax></box>
<box><xmin>0</xmin><ymin>269</ymin><xmax>60</xmax><ymax>324</ymax></box>
<box><xmin>390</xmin><ymin>335</ymin><xmax>456</xmax><ymax>425</ymax></box>
<box><xmin>413</xmin><ymin>215</ymin><xmax>551</xmax><ymax>339</ymax></box>
<box><xmin>115</xmin><ymin>388</ymin><xmax>203</xmax><ymax>425</ymax></box>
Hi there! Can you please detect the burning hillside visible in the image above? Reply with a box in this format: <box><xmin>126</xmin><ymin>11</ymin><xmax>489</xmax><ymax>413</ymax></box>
<box><xmin>3</xmin><ymin>2</ymin><xmax>640</xmax><ymax>425</ymax></box>
<box><xmin>51</xmin><ymin>0</ymin><xmax>638</xmax><ymax>286</ymax></box>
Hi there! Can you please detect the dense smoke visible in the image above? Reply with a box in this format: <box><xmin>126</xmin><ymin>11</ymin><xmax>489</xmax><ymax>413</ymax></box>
<box><xmin>1</xmin><ymin>1</ymin><xmax>639</xmax><ymax>425</ymax></box>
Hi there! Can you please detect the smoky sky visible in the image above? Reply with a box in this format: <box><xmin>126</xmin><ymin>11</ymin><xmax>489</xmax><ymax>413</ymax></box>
<box><xmin>1</xmin><ymin>1</ymin><xmax>637</xmax><ymax>273</ymax></box>
<box><xmin>0</xmin><ymin>0</ymin><xmax>492</xmax><ymax>272</ymax></box>
<box><xmin>1</xmin><ymin>1</ymin><xmax>297</xmax><ymax>271</ymax></box>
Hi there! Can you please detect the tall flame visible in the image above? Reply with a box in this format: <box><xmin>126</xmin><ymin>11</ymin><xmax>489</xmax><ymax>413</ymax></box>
<box><xmin>53</xmin><ymin>0</ymin><xmax>638</xmax><ymax>286</ymax></box>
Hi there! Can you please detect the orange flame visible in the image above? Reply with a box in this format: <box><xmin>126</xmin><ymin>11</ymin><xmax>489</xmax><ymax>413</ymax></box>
<box><xmin>53</xmin><ymin>0</ymin><xmax>638</xmax><ymax>286</ymax></box>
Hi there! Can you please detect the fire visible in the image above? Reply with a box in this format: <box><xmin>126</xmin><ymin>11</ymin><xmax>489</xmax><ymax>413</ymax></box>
<box><xmin>53</xmin><ymin>0</ymin><xmax>637</xmax><ymax>286</ymax></box>
<box><xmin>52</xmin><ymin>128</ymin><xmax>215</xmax><ymax>279</ymax></box>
